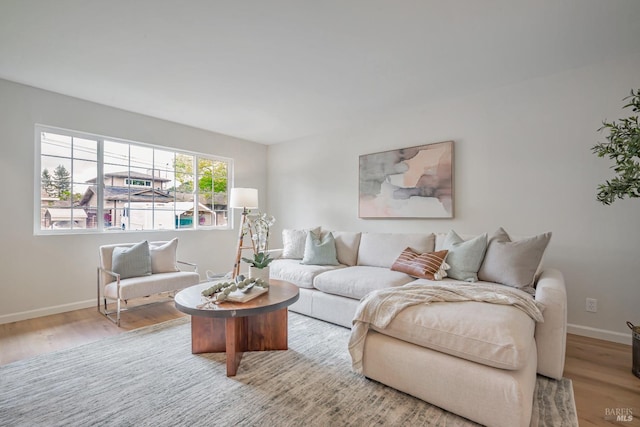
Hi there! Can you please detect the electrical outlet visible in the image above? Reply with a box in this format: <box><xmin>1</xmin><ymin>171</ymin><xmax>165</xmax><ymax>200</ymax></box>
<box><xmin>586</xmin><ymin>298</ymin><xmax>598</xmax><ymax>313</ymax></box>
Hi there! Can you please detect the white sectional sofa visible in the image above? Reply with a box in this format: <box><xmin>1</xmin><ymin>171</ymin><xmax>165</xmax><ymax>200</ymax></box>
<box><xmin>270</xmin><ymin>228</ymin><xmax>567</xmax><ymax>427</ymax></box>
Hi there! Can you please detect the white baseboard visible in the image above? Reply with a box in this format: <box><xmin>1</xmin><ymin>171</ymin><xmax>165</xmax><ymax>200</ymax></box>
<box><xmin>567</xmin><ymin>323</ymin><xmax>632</xmax><ymax>345</ymax></box>
<box><xmin>0</xmin><ymin>299</ymin><xmax>95</xmax><ymax>325</ymax></box>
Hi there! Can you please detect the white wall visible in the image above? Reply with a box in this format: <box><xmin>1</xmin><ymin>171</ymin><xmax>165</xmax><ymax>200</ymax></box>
<box><xmin>0</xmin><ymin>79</ymin><xmax>267</xmax><ymax>323</ymax></box>
<box><xmin>267</xmin><ymin>54</ymin><xmax>640</xmax><ymax>343</ymax></box>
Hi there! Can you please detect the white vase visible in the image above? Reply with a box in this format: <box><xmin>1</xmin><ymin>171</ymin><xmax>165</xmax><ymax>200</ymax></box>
<box><xmin>249</xmin><ymin>266</ymin><xmax>270</xmax><ymax>281</ymax></box>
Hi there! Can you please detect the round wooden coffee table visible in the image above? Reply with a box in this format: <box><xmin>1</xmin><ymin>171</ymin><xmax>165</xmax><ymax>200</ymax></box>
<box><xmin>174</xmin><ymin>279</ymin><xmax>299</xmax><ymax>376</ymax></box>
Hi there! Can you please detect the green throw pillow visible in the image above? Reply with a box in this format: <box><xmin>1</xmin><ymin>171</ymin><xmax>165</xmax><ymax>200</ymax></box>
<box><xmin>443</xmin><ymin>230</ymin><xmax>488</xmax><ymax>282</ymax></box>
<box><xmin>112</xmin><ymin>240</ymin><xmax>152</xmax><ymax>279</ymax></box>
<box><xmin>301</xmin><ymin>231</ymin><xmax>340</xmax><ymax>266</ymax></box>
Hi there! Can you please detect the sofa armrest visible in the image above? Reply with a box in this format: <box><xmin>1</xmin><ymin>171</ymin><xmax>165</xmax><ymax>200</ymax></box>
<box><xmin>99</xmin><ymin>267</ymin><xmax>119</xmax><ymax>279</ymax></box>
<box><xmin>177</xmin><ymin>260</ymin><xmax>198</xmax><ymax>273</ymax></box>
<box><xmin>98</xmin><ymin>267</ymin><xmax>120</xmax><ymax>288</ymax></box>
<box><xmin>534</xmin><ymin>268</ymin><xmax>567</xmax><ymax>379</ymax></box>
<box><xmin>266</xmin><ymin>248</ymin><xmax>284</xmax><ymax>259</ymax></box>
<box><xmin>97</xmin><ymin>266</ymin><xmax>120</xmax><ymax>305</ymax></box>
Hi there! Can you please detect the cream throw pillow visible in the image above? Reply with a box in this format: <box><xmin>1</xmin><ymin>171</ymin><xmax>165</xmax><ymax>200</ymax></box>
<box><xmin>327</xmin><ymin>230</ymin><xmax>361</xmax><ymax>266</ymax></box>
<box><xmin>478</xmin><ymin>228</ymin><xmax>551</xmax><ymax>293</ymax></box>
<box><xmin>282</xmin><ymin>227</ymin><xmax>320</xmax><ymax>259</ymax></box>
<box><xmin>149</xmin><ymin>238</ymin><xmax>180</xmax><ymax>273</ymax></box>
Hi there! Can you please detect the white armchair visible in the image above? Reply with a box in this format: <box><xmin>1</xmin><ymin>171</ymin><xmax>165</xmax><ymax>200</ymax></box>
<box><xmin>97</xmin><ymin>239</ymin><xmax>200</xmax><ymax>326</ymax></box>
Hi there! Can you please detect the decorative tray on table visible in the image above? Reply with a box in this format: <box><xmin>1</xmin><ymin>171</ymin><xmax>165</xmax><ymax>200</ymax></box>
<box><xmin>200</xmin><ymin>276</ymin><xmax>269</xmax><ymax>304</ymax></box>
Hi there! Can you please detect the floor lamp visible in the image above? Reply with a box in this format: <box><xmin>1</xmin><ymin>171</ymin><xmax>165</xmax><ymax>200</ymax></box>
<box><xmin>230</xmin><ymin>188</ymin><xmax>258</xmax><ymax>278</ymax></box>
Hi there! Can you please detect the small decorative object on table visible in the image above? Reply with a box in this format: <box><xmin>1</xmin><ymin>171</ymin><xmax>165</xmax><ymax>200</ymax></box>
<box><xmin>243</xmin><ymin>251</ymin><xmax>273</xmax><ymax>280</ymax></box>
<box><xmin>201</xmin><ymin>276</ymin><xmax>269</xmax><ymax>304</ymax></box>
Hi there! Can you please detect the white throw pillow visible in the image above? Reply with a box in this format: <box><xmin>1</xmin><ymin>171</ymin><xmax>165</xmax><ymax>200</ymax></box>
<box><xmin>478</xmin><ymin>228</ymin><xmax>551</xmax><ymax>293</ymax></box>
<box><xmin>282</xmin><ymin>227</ymin><xmax>320</xmax><ymax>259</ymax></box>
<box><xmin>325</xmin><ymin>230</ymin><xmax>362</xmax><ymax>266</ymax></box>
<box><xmin>149</xmin><ymin>238</ymin><xmax>179</xmax><ymax>273</ymax></box>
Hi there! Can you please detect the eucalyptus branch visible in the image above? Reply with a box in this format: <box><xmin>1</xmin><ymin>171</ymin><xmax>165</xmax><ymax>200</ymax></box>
<box><xmin>591</xmin><ymin>88</ymin><xmax>640</xmax><ymax>205</ymax></box>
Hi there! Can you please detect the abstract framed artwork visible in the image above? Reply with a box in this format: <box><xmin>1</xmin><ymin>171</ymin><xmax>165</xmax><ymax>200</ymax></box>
<box><xmin>359</xmin><ymin>141</ymin><xmax>454</xmax><ymax>218</ymax></box>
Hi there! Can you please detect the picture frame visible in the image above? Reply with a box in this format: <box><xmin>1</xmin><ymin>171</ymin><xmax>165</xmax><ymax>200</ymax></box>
<box><xmin>359</xmin><ymin>141</ymin><xmax>454</xmax><ymax>218</ymax></box>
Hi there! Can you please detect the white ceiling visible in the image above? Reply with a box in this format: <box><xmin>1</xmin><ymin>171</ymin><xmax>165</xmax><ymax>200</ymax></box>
<box><xmin>1</xmin><ymin>1</ymin><xmax>640</xmax><ymax>145</ymax></box>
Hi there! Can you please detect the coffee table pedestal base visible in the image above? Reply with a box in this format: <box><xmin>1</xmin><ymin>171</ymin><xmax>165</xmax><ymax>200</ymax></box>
<box><xmin>190</xmin><ymin>308</ymin><xmax>288</xmax><ymax>376</ymax></box>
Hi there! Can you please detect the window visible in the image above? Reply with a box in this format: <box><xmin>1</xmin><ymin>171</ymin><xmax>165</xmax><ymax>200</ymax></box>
<box><xmin>36</xmin><ymin>125</ymin><xmax>232</xmax><ymax>234</ymax></box>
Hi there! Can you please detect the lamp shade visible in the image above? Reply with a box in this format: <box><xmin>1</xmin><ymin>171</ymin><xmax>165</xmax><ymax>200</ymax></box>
<box><xmin>229</xmin><ymin>188</ymin><xmax>258</xmax><ymax>209</ymax></box>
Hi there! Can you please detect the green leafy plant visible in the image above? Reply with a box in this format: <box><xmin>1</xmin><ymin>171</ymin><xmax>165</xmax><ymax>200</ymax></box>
<box><xmin>242</xmin><ymin>251</ymin><xmax>273</xmax><ymax>269</ymax></box>
<box><xmin>592</xmin><ymin>88</ymin><xmax>640</xmax><ymax>205</ymax></box>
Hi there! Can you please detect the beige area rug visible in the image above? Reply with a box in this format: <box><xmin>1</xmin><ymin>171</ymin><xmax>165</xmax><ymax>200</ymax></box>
<box><xmin>0</xmin><ymin>312</ymin><xmax>577</xmax><ymax>426</ymax></box>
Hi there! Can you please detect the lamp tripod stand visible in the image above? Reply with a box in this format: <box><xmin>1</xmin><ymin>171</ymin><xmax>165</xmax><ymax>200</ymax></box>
<box><xmin>229</xmin><ymin>187</ymin><xmax>259</xmax><ymax>279</ymax></box>
<box><xmin>232</xmin><ymin>207</ymin><xmax>256</xmax><ymax>278</ymax></box>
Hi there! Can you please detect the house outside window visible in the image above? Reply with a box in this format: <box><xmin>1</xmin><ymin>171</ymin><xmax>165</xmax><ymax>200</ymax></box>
<box><xmin>124</xmin><ymin>178</ymin><xmax>152</xmax><ymax>187</ymax></box>
<box><xmin>36</xmin><ymin>125</ymin><xmax>232</xmax><ymax>234</ymax></box>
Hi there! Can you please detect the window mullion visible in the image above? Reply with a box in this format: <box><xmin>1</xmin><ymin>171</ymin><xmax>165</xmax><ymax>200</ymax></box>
<box><xmin>96</xmin><ymin>139</ymin><xmax>104</xmax><ymax>232</ymax></box>
<box><xmin>151</xmin><ymin>149</ymin><xmax>155</xmax><ymax>230</ymax></box>
<box><xmin>69</xmin><ymin>136</ymin><xmax>75</xmax><ymax>228</ymax></box>
<box><xmin>126</xmin><ymin>144</ymin><xmax>131</xmax><ymax>231</ymax></box>
<box><xmin>193</xmin><ymin>155</ymin><xmax>198</xmax><ymax>229</ymax></box>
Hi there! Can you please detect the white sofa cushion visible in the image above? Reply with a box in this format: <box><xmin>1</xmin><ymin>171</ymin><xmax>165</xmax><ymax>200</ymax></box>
<box><xmin>104</xmin><ymin>271</ymin><xmax>200</xmax><ymax>300</ymax></box>
<box><xmin>357</xmin><ymin>232</ymin><xmax>435</xmax><ymax>268</ymax></box>
<box><xmin>328</xmin><ymin>230</ymin><xmax>361</xmax><ymax>266</ymax></box>
<box><xmin>372</xmin><ymin>279</ymin><xmax>536</xmax><ymax>370</ymax></box>
<box><xmin>269</xmin><ymin>258</ymin><xmax>344</xmax><ymax>289</ymax></box>
<box><xmin>313</xmin><ymin>266</ymin><xmax>414</xmax><ymax>299</ymax></box>
<box><xmin>362</xmin><ymin>331</ymin><xmax>537</xmax><ymax>427</ymax></box>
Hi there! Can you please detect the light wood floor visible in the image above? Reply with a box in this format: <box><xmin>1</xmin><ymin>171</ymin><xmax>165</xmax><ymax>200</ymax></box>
<box><xmin>1</xmin><ymin>301</ymin><xmax>638</xmax><ymax>426</ymax></box>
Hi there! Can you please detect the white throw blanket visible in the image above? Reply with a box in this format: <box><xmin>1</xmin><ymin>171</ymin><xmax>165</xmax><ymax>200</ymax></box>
<box><xmin>348</xmin><ymin>282</ymin><xmax>545</xmax><ymax>373</ymax></box>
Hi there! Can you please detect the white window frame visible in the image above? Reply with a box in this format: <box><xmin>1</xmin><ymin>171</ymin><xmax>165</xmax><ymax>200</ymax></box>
<box><xmin>34</xmin><ymin>124</ymin><xmax>233</xmax><ymax>235</ymax></box>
